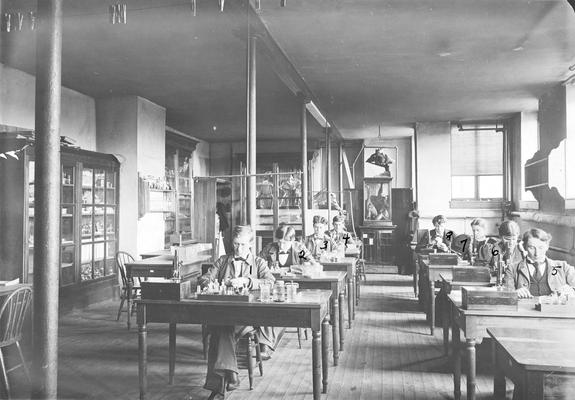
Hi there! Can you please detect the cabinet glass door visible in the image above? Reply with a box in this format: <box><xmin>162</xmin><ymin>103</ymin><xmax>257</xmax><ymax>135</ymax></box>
<box><xmin>27</xmin><ymin>160</ymin><xmax>35</xmax><ymax>284</ymax></box>
<box><xmin>80</xmin><ymin>166</ymin><xmax>117</xmax><ymax>281</ymax></box>
<box><xmin>61</xmin><ymin>164</ymin><xmax>76</xmax><ymax>286</ymax></box>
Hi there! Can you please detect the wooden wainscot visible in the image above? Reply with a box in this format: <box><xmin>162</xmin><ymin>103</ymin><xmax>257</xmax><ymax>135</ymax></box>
<box><xmin>461</xmin><ymin>287</ymin><xmax>518</xmax><ymax>310</ymax></box>
<box><xmin>429</xmin><ymin>253</ymin><xmax>458</xmax><ymax>265</ymax></box>
<box><xmin>141</xmin><ymin>280</ymin><xmax>192</xmax><ymax>301</ymax></box>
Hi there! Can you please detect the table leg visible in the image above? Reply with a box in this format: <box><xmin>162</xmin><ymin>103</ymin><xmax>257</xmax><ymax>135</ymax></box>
<box><xmin>338</xmin><ymin>292</ymin><xmax>345</xmax><ymax>351</ymax></box>
<box><xmin>430</xmin><ymin>280</ymin><xmax>435</xmax><ymax>335</ymax></box>
<box><xmin>332</xmin><ymin>297</ymin><xmax>339</xmax><ymax>365</ymax></box>
<box><xmin>442</xmin><ymin>291</ymin><xmax>450</xmax><ymax>356</ymax></box>
<box><xmin>322</xmin><ymin>318</ymin><xmax>329</xmax><ymax>393</ymax></box>
<box><xmin>351</xmin><ymin>276</ymin><xmax>356</xmax><ymax>319</ymax></box>
<box><xmin>312</xmin><ymin>329</ymin><xmax>321</xmax><ymax>400</ymax></box>
<box><xmin>355</xmin><ymin>272</ymin><xmax>360</xmax><ymax>306</ymax></box>
<box><xmin>168</xmin><ymin>323</ymin><xmax>176</xmax><ymax>384</ymax></box>
<box><xmin>413</xmin><ymin>258</ymin><xmax>418</xmax><ymax>298</ymax></box>
<box><xmin>347</xmin><ymin>279</ymin><xmax>353</xmax><ymax>328</ymax></box>
<box><xmin>492</xmin><ymin>342</ymin><xmax>506</xmax><ymax>400</ymax></box>
<box><xmin>138</xmin><ymin>306</ymin><xmax>147</xmax><ymax>400</ymax></box>
<box><xmin>453</xmin><ymin>321</ymin><xmax>461</xmax><ymax>400</ymax></box>
<box><xmin>524</xmin><ymin>371</ymin><xmax>544</xmax><ymax>400</ymax></box>
<box><xmin>466</xmin><ymin>338</ymin><xmax>477</xmax><ymax>400</ymax></box>
<box><xmin>127</xmin><ymin>281</ymin><xmax>133</xmax><ymax>330</ymax></box>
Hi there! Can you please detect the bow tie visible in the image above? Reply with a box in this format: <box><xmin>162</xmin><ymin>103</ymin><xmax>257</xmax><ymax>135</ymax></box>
<box><xmin>234</xmin><ymin>257</ymin><xmax>246</xmax><ymax>262</ymax></box>
<box><xmin>278</xmin><ymin>251</ymin><xmax>289</xmax><ymax>255</ymax></box>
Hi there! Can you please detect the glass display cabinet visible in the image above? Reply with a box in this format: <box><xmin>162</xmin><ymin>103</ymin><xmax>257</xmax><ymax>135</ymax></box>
<box><xmin>0</xmin><ymin>135</ymin><xmax>119</xmax><ymax>306</ymax></box>
<box><xmin>165</xmin><ymin>132</ymin><xmax>197</xmax><ymax>246</ymax></box>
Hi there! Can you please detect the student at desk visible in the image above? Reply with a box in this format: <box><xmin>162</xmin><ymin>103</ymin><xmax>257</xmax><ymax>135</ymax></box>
<box><xmin>463</xmin><ymin>218</ymin><xmax>498</xmax><ymax>265</ymax></box>
<box><xmin>304</xmin><ymin>215</ymin><xmax>332</xmax><ymax>260</ymax></box>
<box><xmin>489</xmin><ymin>220</ymin><xmax>525</xmax><ymax>270</ymax></box>
<box><xmin>504</xmin><ymin>228</ymin><xmax>575</xmax><ymax>298</ymax></box>
<box><xmin>260</xmin><ymin>223</ymin><xmax>313</xmax><ymax>268</ymax></box>
<box><xmin>198</xmin><ymin>225</ymin><xmax>275</xmax><ymax>395</ymax></box>
<box><xmin>416</xmin><ymin>214</ymin><xmax>454</xmax><ymax>252</ymax></box>
<box><xmin>329</xmin><ymin>214</ymin><xmax>349</xmax><ymax>251</ymax></box>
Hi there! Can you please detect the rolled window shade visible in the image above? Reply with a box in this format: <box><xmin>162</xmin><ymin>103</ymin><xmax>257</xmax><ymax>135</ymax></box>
<box><xmin>451</xmin><ymin>129</ymin><xmax>503</xmax><ymax>176</ymax></box>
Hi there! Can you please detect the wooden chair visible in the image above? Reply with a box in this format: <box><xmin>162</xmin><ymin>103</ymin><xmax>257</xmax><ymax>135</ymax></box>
<box><xmin>115</xmin><ymin>251</ymin><xmax>140</xmax><ymax>327</ymax></box>
<box><xmin>236</xmin><ymin>331</ymin><xmax>264</xmax><ymax>390</ymax></box>
<box><xmin>0</xmin><ymin>286</ymin><xmax>32</xmax><ymax>399</ymax></box>
<box><xmin>205</xmin><ymin>331</ymin><xmax>264</xmax><ymax>400</ymax></box>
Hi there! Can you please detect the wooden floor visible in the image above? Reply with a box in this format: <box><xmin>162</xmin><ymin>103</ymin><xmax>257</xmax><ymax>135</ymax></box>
<box><xmin>11</xmin><ymin>272</ymin><xmax>516</xmax><ymax>399</ymax></box>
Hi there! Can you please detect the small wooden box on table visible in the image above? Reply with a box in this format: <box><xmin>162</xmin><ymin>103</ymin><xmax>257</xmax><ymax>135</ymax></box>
<box><xmin>461</xmin><ymin>287</ymin><xmax>517</xmax><ymax>310</ymax></box>
<box><xmin>141</xmin><ymin>280</ymin><xmax>192</xmax><ymax>301</ymax></box>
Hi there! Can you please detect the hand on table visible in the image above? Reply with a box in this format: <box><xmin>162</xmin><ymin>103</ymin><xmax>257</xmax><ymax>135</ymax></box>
<box><xmin>437</xmin><ymin>242</ymin><xmax>449</xmax><ymax>252</ymax></box>
<box><xmin>229</xmin><ymin>277</ymin><xmax>250</xmax><ymax>289</ymax></box>
<box><xmin>516</xmin><ymin>287</ymin><xmax>533</xmax><ymax>299</ymax></box>
<box><xmin>558</xmin><ymin>284</ymin><xmax>575</xmax><ymax>298</ymax></box>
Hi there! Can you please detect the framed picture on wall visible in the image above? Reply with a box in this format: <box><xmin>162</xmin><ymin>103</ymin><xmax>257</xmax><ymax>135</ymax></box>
<box><xmin>364</xmin><ymin>146</ymin><xmax>398</xmax><ymax>183</ymax></box>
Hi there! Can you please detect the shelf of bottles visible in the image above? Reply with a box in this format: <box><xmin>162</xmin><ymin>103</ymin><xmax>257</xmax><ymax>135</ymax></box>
<box><xmin>165</xmin><ymin>145</ymin><xmax>193</xmax><ymax>246</ymax></box>
<box><xmin>80</xmin><ymin>166</ymin><xmax>117</xmax><ymax>282</ymax></box>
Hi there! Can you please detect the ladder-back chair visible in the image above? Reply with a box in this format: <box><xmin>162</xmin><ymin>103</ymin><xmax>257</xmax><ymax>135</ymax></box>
<box><xmin>115</xmin><ymin>251</ymin><xmax>140</xmax><ymax>328</ymax></box>
<box><xmin>0</xmin><ymin>286</ymin><xmax>32</xmax><ymax>399</ymax></box>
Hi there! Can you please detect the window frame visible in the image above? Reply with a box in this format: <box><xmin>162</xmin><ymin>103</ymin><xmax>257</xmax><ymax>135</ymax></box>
<box><xmin>450</xmin><ymin>123</ymin><xmax>505</xmax><ymax>209</ymax></box>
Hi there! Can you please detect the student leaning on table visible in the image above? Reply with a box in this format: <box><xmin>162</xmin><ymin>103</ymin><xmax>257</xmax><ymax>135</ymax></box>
<box><xmin>198</xmin><ymin>225</ymin><xmax>276</xmax><ymax>395</ymax></box>
<box><xmin>503</xmin><ymin>228</ymin><xmax>575</xmax><ymax>298</ymax></box>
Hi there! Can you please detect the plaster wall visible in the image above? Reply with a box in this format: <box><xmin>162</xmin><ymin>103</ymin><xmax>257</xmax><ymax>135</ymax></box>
<box><xmin>0</xmin><ymin>64</ymin><xmax>96</xmax><ymax>149</ymax></box>
<box><xmin>96</xmin><ymin>96</ymin><xmax>139</xmax><ymax>257</ymax></box>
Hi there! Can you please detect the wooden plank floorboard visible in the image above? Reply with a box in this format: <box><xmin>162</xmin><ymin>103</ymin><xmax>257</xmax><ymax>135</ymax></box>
<box><xmin>5</xmin><ymin>271</ymin><xmax>511</xmax><ymax>400</ymax></box>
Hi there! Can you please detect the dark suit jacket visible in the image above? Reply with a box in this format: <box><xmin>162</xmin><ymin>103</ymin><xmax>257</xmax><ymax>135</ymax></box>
<box><xmin>416</xmin><ymin>228</ymin><xmax>454</xmax><ymax>252</ymax></box>
<box><xmin>198</xmin><ymin>253</ymin><xmax>274</xmax><ymax>290</ymax></box>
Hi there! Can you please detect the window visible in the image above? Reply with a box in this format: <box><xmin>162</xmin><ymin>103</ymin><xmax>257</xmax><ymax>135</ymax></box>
<box><xmin>451</xmin><ymin>125</ymin><xmax>504</xmax><ymax>204</ymax></box>
<box><xmin>566</xmin><ymin>82</ymin><xmax>575</xmax><ymax>207</ymax></box>
<box><xmin>520</xmin><ymin>112</ymin><xmax>539</xmax><ymax>207</ymax></box>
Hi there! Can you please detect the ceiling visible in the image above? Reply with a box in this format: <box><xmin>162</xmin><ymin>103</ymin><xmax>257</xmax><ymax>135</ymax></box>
<box><xmin>2</xmin><ymin>0</ymin><xmax>575</xmax><ymax>143</ymax></box>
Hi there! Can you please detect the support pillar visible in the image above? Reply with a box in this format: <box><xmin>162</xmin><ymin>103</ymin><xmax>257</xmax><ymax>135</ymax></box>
<box><xmin>300</xmin><ymin>96</ymin><xmax>308</xmax><ymax>237</ymax></box>
<box><xmin>32</xmin><ymin>0</ymin><xmax>62</xmax><ymax>398</ymax></box>
<box><xmin>246</xmin><ymin>35</ymin><xmax>257</xmax><ymax>233</ymax></box>
<box><xmin>326</xmin><ymin>128</ymin><xmax>332</xmax><ymax>225</ymax></box>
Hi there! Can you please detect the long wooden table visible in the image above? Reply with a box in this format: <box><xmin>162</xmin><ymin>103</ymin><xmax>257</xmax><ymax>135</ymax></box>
<box><xmin>124</xmin><ymin>254</ymin><xmax>209</xmax><ymax>329</ymax></box>
<box><xmin>136</xmin><ymin>289</ymin><xmax>332</xmax><ymax>400</ymax></box>
<box><xmin>488</xmin><ymin>327</ymin><xmax>575</xmax><ymax>400</ymax></box>
<box><xmin>320</xmin><ymin>257</ymin><xmax>356</xmax><ymax>327</ymax></box>
<box><xmin>419</xmin><ymin>256</ymin><xmax>475</xmax><ymax>335</ymax></box>
<box><xmin>273</xmin><ymin>271</ymin><xmax>347</xmax><ymax>363</ymax></box>
<box><xmin>445</xmin><ymin>291</ymin><xmax>575</xmax><ymax>400</ymax></box>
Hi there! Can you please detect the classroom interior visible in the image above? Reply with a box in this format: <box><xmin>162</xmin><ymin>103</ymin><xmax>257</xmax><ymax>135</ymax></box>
<box><xmin>1</xmin><ymin>0</ymin><xmax>575</xmax><ymax>399</ymax></box>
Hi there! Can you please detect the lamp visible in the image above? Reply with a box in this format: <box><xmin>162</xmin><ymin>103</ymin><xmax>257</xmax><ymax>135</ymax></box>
<box><xmin>305</xmin><ymin>101</ymin><xmax>330</xmax><ymax>129</ymax></box>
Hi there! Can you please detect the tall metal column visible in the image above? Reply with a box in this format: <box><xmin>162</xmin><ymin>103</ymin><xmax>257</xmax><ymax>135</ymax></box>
<box><xmin>338</xmin><ymin>143</ymin><xmax>344</xmax><ymax>208</ymax></box>
<box><xmin>32</xmin><ymin>0</ymin><xmax>62</xmax><ymax>398</ymax></box>
<box><xmin>300</xmin><ymin>97</ymin><xmax>308</xmax><ymax>237</ymax></box>
<box><xmin>326</xmin><ymin>128</ymin><xmax>332</xmax><ymax>226</ymax></box>
<box><xmin>246</xmin><ymin>35</ymin><xmax>257</xmax><ymax>233</ymax></box>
